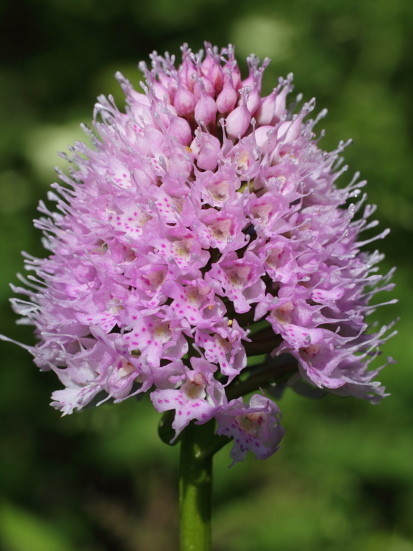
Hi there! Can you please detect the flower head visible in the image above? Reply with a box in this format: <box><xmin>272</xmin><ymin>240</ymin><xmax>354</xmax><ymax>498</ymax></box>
<box><xmin>5</xmin><ymin>43</ymin><xmax>395</xmax><ymax>464</ymax></box>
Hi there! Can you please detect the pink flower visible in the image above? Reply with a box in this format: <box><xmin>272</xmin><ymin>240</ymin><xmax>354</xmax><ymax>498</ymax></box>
<box><xmin>216</xmin><ymin>394</ymin><xmax>285</xmax><ymax>465</ymax></box>
<box><xmin>5</xmin><ymin>43</ymin><xmax>395</xmax><ymax>464</ymax></box>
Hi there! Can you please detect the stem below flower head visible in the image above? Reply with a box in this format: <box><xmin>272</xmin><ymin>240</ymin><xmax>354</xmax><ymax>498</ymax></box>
<box><xmin>178</xmin><ymin>357</ymin><xmax>297</xmax><ymax>550</ymax></box>
<box><xmin>179</xmin><ymin>422</ymin><xmax>214</xmax><ymax>551</ymax></box>
<box><xmin>226</xmin><ymin>358</ymin><xmax>298</xmax><ymax>400</ymax></box>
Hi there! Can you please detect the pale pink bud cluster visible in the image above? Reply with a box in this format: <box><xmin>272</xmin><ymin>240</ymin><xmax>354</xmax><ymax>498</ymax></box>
<box><xmin>6</xmin><ymin>43</ymin><xmax>395</xmax><ymax>463</ymax></box>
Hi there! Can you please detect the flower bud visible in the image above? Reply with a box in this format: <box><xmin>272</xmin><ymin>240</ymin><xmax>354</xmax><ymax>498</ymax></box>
<box><xmin>174</xmin><ymin>86</ymin><xmax>195</xmax><ymax>117</ymax></box>
<box><xmin>225</xmin><ymin>94</ymin><xmax>251</xmax><ymax>139</ymax></box>
<box><xmin>194</xmin><ymin>95</ymin><xmax>217</xmax><ymax>126</ymax></box>
<box><xmin>256</xmin><ymin>89</ymin><xmax>277</xmax><ymax>125</ymax></box>
<box><xmin>216</xmin><ymin>74</ymin><xmax>238</xmax><ymax>113</ymax></box>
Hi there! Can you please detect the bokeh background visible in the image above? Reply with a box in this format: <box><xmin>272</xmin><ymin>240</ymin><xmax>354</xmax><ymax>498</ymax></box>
<box><xmin>0</xmin><ymin>0</ymin><xmax>412</xmax><ymax>550</ymax></box>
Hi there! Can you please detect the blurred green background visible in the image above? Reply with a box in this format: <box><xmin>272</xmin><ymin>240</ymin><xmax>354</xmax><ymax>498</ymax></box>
<box><xmin>0</xmin><ymin>0</ymin><xmax>412</xmax><ymax>549</ymax></box>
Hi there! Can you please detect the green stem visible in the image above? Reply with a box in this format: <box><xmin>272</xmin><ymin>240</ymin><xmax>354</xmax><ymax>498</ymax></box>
<box><xmin>176</xmin><ymin>356</ymin><xmax>298</xmax><ymax>550</ymax></box>
<box><xmin>179</xmin><ymin>422</ymin><xmax>213</xmax><ymax>551</ymax></box>
<box><xmin>227</xmin><ymin>360</ymin><xmax>298</xmax><ymax>399</ymax></box>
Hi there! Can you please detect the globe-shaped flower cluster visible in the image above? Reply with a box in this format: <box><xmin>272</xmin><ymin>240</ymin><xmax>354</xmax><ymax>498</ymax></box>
<box><xmin>9</xmin><ymin>44</ymin><xmax>395</xmax><ymax>463</ymax></box>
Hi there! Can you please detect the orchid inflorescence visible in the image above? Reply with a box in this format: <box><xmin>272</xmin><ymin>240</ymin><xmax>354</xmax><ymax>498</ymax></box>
<box><xmin>8</xmin><ymin>43</ymin><xmax>395</xmax><ymax>464</ymax></box>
